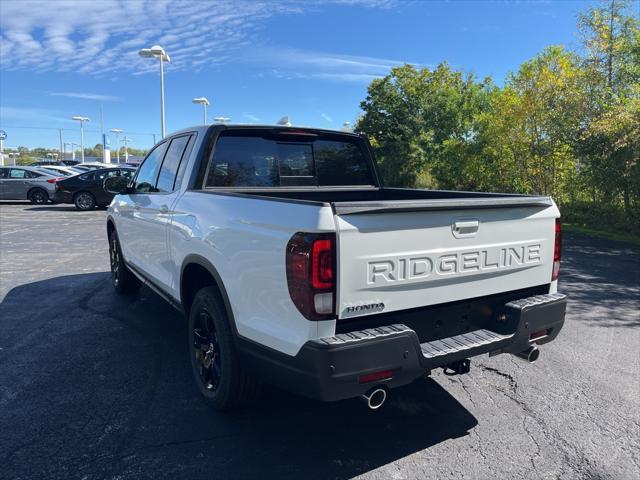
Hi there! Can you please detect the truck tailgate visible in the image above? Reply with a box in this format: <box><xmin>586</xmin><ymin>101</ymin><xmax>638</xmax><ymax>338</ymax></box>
<box><xmin>334</xmin><ymin>202</ymin><xmax>559</xmax><ymax>319</ymax></box>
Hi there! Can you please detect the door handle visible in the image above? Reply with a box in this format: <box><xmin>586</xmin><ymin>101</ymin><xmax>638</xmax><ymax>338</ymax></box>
<box><xmin>452</xmin><ymin>219</ymin><xmax>479</xmax><ymax>238</ymax></box>
<box><xmin>159</xmin><ymin>205</ymin><xmax>169</xmax><ymax>214</ymax></box>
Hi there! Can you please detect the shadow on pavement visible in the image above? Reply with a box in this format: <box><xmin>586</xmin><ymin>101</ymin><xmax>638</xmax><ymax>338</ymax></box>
<box><xmin>0</xmin><ymin>273</ymin><xmax>477</xmax><ymax>479</ymax></box>
<box><xmin>560</xmin><ymin>232</ymin><xmax>640</xmax><ymax>328</ymax></box>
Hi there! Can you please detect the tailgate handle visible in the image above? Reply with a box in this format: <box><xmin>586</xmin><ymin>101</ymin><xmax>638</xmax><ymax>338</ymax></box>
<box><xmin>452</xmin><ymin>219</ymin><xmax>479</xmax><ymax>238</ymax></box>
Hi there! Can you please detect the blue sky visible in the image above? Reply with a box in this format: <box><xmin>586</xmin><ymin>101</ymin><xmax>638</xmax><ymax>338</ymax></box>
<box><xmin>0</xmin><ymin>0</ymin><xmax>605</xmax><ymax>151</ymax></box>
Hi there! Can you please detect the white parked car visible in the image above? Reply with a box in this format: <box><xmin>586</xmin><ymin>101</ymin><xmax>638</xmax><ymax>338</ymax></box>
<box><xmin>35</xmin><ymin>165</ymin><xmax>84</xmax><ymax>177</ymax></box>
<box><xmin>105</xmin><ymin>125</ymin><xmax>566</xmax><ymax>411</ymax></box>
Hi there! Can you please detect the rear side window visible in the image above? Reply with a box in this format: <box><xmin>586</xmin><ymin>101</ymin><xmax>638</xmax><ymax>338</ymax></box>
<box><xmin>206</xmin><ymin>131</ymin><xmax>373</xmax><ymax>188</ymax></box>
<box><xmin>8</xmin><ymin>169</ymin><xmax>28</xmax><ymax>178</ymax></box>
<box><xmin>156</xmin><ymin>135</ymin><xmax>190</xmax><ymax>192</ymax></box>
<box><xmin>93</xmin><ymin>169</ymin><xmax>121</xmax><ymax>181</ymax></box>
<box><xmin>134</xmin><ymin>142</ymin><xmax>168</xmax><ymax>193</ymax></box>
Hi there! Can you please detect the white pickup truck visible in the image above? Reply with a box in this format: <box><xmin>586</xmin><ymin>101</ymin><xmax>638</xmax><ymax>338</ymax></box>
<box><xmin>105</xmin><ymin>124</ymin><xmax>566</xmax><ymax>410</ymax></box>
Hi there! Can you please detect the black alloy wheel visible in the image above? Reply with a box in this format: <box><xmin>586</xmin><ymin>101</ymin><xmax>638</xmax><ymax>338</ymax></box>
<box><xmin>74</xmin><ymin>192</ymin><xmax>95</xmax><ymax>210</ymax></box>
<box><xmin>193</xmin><ymin>308</ymin><xmax>222</xmax><ymax>392</ymax></box>
<box><xmin>110</xmin><ymin>234</ymin><xmax>121</xmax><ymax>289</ymax></box>
<box><xmin>29</xmin><ymin>188</ymin><xmax>48</xmax><ymax>204</ymax></box>
<box><xmin>108</xmin><ymin>231</ymin><xmax>142</xmax><ymax>294</ymax></box>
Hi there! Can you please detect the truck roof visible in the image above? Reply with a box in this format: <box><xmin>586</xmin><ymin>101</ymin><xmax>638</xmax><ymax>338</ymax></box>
<box><xmin>168</xmin><ymin>124</ymin><xmax>362</xmax><ymax>139</ymax></box>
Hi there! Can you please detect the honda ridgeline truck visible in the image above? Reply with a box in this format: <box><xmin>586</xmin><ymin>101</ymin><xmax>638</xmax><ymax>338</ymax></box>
<box><xmin>105</xmin><ymin>124</ymin><xmax>566</xmax><ymax>410</ymax></box>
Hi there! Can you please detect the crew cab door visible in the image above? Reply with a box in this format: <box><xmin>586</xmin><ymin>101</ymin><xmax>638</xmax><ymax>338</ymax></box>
<box><xmin>335</xmin><ymin>204</ymin><xmax>559</xmax><ymax>319</ymax></box>
<box><xmin>117</xmin><ymin>135</ymin><xmax>193</xmax><ymax>290</ymax></box>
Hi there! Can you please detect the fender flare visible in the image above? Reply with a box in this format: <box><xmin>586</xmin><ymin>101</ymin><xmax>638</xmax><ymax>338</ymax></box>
<box><xmin>180</xmin><ymin>254</ymin><xmax>239</xmax><ymax>337</ymax></box>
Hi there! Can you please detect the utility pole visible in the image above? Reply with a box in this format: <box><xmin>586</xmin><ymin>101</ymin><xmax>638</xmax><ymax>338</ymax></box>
<box><xmin>122</xmin><ymin>136</ymin><xmax>131</xmax><ymax>162</ymax></box>
<box><xmin>110</xmin><ymin>129</ymin><xmax>123</xmax><ymax>163</ymax></box>
<box><xmin>59</xmin><ymin>129</ymin><xmax>64</xmax><ymax>162</ymax></box>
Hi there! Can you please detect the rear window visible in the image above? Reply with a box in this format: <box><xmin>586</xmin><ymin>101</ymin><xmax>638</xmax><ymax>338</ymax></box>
<box><xmin>206</xmin><ymin>131</ymin><xmax>373</xmax><ymax>188</ymax></box>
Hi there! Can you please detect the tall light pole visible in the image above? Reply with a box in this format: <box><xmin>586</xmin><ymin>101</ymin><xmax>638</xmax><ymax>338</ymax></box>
<box><xmin>214</xmin><ymin>116</ymin><xmax>231</xmax><ymax>123</ymax></box>
<box><xmin>121</xmin><ymin>136</ymin><xmax>131</xmax><ymax>162</ymax></box>
<box><xmin>110</xmin><ymin>128</ymin><xmax>123</xmax><ymax>163</ymax></box>
<box><xmin>138</xmin><ymin>45</ymin><xmax>170</xmax><ymax>138</ymax></box>
<box><xmin>71</xmin><ymin>116</ymin><xmax>90</xmax><ymax>162</ymax></box>
<box><xmin>192</xmin><ymin>97</ymin><xmax>209</xmax><ymax>124</ymax></box>
<box><xmin>64</xmin><ymin>142</ymin><xmax>78</xmax><ymax>161</ymax></box>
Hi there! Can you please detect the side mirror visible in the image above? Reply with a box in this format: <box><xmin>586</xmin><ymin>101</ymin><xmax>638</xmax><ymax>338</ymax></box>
<box><xmin>104</xmin><ymin>176</ymin><xmax>130</xmax><ymax>194</ymax></box>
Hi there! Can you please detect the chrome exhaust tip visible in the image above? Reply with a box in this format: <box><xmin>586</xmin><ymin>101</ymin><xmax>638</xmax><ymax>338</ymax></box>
<box><xmin>361</xmin><ymin>387</ymin><xmax>387</xmax><ymax>410</ymax></box>
<box><xmin>515</xmin><ymin>346</ymin><xmax>540</xmax><ymax>363</ymax></box>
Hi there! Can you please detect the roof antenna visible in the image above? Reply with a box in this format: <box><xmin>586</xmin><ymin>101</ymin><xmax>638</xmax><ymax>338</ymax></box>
<box><xmin>276</xmin><ymin>116</ymin><xmax>291</xmax><ymax>127</ymax></box>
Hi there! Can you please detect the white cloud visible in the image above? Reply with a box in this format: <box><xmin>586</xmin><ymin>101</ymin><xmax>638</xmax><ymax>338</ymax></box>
<box><xmin>0</xmin><ymin>0</ymin><xmax>396</xmax><ymax>76</ymax></box>
<box><xmin>0</xmin><ymin>105</ymin><xmax>72</xmax><ymax>125</ymax></box>
<box><xmin>246</xmin><ymin>47</ymin><xmax>423</xmax><ymax>83</ymax></box>
<box><xmin>320</xmin><ymin>112</ymin><xmax>333</xmax><ymax>122</ymax></box>
<box><xmin>50</xmin><ymin>92</ymin><xmax>120</xmax><ymax>102</ymax></box>
<box><xmin>242</xmin><ymin>113</ymin><xmax>260</xmax><ymax>122</ymax></box>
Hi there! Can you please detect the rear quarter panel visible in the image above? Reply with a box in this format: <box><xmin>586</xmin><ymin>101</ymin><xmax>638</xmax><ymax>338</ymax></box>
<box><xmin>168</xmin><ymin>192</ymin><xmax>337</xmax><ymax>355</ymax></box>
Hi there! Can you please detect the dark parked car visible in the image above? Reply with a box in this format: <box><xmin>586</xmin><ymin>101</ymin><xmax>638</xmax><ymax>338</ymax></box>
<box><xmin>54</xmin><ymin>167</ymin><xmax>135</xmax><ymax>210</ymax></box>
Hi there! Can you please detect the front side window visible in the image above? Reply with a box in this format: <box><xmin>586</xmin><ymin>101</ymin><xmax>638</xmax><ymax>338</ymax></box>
<box><xmin>156</xmin><ymin>135</ymin><xmax>190</xmax><ymax>192</ymax></box>
<box><xmin>206</xmin><ymin>131</ymin><xmax>373</xmax><ymax>188</ymax></box>
<box><xmin>134</xmin><ymin>142</ymin><xmax>168</xmax><ymax>193</ymax></box>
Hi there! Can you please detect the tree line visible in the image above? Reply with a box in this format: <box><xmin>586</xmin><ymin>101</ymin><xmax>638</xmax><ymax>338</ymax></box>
<box><xmin>7</xmin><ymin>144</ymin><xmax>148</xmax><ymax>164</ymax></box>
<box><xmin>356</xmin><ymin>0</ymin><xmax>639</xmax><ymax>235</ymax></box>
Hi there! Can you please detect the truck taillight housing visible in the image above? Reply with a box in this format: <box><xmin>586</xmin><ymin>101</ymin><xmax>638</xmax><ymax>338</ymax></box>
<box><xmin>552</xmin><ymin>218</ymin><xmax>562</xmax><ymax>281</ymax></box>
<box><xmin>286</xmin><ymin>232</ymin><xmax>336</xmax><ymax>320</ymax></box>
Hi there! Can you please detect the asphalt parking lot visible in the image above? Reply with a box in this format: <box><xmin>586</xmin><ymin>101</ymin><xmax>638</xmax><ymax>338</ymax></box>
<box><xmin>1</xmin><ymin>202</ymin><xmax>639</xmax><ymax>480</ymax></box>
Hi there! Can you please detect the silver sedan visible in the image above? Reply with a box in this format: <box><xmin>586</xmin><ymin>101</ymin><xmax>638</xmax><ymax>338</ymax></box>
<box><xmin>0</xmin><ymin>166</ymin><xmax>59</xmax><ymax>204</ymax></box>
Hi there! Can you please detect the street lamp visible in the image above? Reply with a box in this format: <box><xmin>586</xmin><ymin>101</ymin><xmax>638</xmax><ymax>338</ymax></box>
<box><xmin>110</xmin><ymin>128</ymin><xmax>123</xmax><ymax>163</ymax></box>
<box><xmin>214</xmin><ymin>116</ymin><xmax>231</xmax><ymax>123</ymax></box>
<box><xmin>71</xmin><ymin>116</ymin><xmax>90</xmax><ymax>162</ymax></box>
<box><xmin>139</xmin><ymin>45</ymin><xmax>170</xmax><ymax>138</ymax></box>
<box><xmin>192</xmin><ymin>97</ymin><xmax>209</xmax><ymax>124</ymax></box>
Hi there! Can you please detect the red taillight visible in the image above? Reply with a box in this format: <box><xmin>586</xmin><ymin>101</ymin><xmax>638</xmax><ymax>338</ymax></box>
<box><xmin>286</xmin><ymin>232</ymin><xmax>336</xmax><ymax>320</ymax></box>
<box><xmin>312</xmin><ymin>239</ymin><xmax>333</xmax><ymax>289</ymax></box>
<box><xmin>552</xmin><ymin>219</ymin><xmax>562</xmax><ymax>281</ymax></box>
<box><xmin>359</xmin><ymin>369</ymin><xmax>393</xmax><ymax>384</ymax></box>
<box><xmin>46</xmin><ymin>177</ymin><xmax>63</xmax><ymax>184</ymax></box>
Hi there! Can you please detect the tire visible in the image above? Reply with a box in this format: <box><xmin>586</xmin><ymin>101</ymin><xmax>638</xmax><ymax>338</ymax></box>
<box><xmin>74</xmin><ymin>191</ymin><xmax>96</xmax><ymax>210</ymax></box>
<box><xmin>28</xmin><ymin>188</ymin><xmax>48</xmax><ymax>205</ymax></box>
<box><xmin>189</xmin><ymin>286</ymin><xmax>261</xmax><ymax>411</ymax></box>
<box><xmin>108</xmin><ymin>231</ymin><xmax>142</xmax><ymax>294</ymax></box>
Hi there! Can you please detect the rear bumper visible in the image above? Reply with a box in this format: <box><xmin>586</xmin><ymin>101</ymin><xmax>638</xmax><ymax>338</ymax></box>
<box><xmin>240</xmin><ymin>293</ymin><xmax>567</xmax><ymax>402</ymax></box>
<box><xmin>53</xmin><ymin>191</ymin><xmax>73</xmax><ymax>204</ymax></box>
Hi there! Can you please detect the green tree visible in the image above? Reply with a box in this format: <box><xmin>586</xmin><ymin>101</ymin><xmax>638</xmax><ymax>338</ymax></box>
<box><xmin>578</xmin><ymin>0</ymin><xmax>640</xmax><ymax>99</ymax></box>
<box><xmin>356</xmin><ymin>63</ymin><xmax>492</xmax><ymax>188</ymax></box>
<box><xmin>577</xmin><ymin>0</ymin><xmax>640</xmax><ymax>222</ymax></box>
<box><xmin>477</xmin><ymin>46</ymin><xmax>585</xmax><ymax>201</ymax></box>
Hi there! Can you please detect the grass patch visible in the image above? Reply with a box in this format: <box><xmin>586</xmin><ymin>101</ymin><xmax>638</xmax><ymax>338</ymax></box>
<box><xmin>563</xmin><ymin>223</ymin><xmax>640</xmax><ymax>246</ymax></box>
